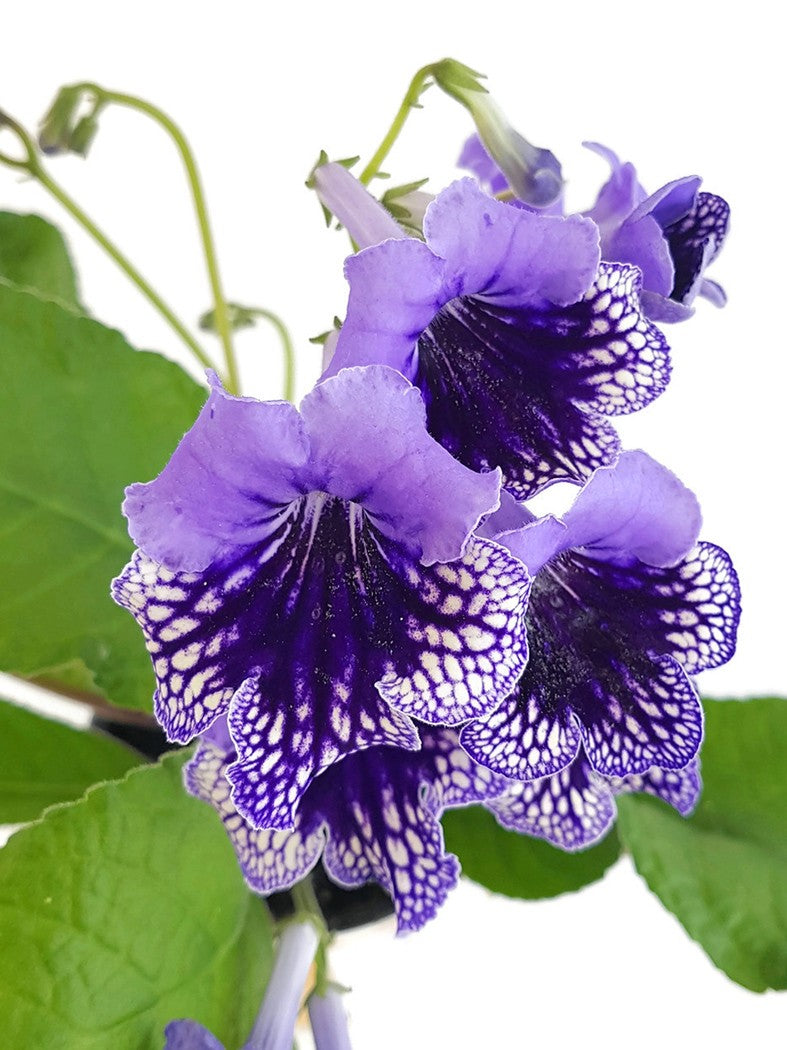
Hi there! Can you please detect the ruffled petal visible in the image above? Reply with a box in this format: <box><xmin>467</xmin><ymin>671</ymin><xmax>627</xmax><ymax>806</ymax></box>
<box><xmin>375</xmin><ymin>536</ymin><xmax>531</xmax><ymax>726</ymax></box>
<box><xmin>325</xmin><ymin>239</ymin><xmax>445</xmax><ymax>378</ymax></box>
<box><xmin>560</xmin><ymin>450</ymin><xmax>702</xmax><ymax>567</ymax></box>
<box><xmin>301</xmin><ymin>365</ymin><xmax>501</xmax><ymax>565</ymax></box>
<box><xmin>423</xmin><ymin>178</ymin><xmax>599</xmax><ymax>308</ymax></box>
<box><xmin>577</xmin><ymin>653</ymin><xmax>703</xmax><ymax>776</ymax></box>
<box><xmin>317</xmin><ymin>745</ymin><xmax>461</xmax><ymax>934</ymax></box>
<box><xmin>185</xmin><ymin>739</ymin><xmax>324</xmax><ymax>891</ymax></box>
<box><xmin>461</xmin><ymin>680</ymin><xmax>582</xmax><ymax>780</ymax></box>
<box><xmin>462</xmin><ymin>539</ymin><xmax>738</xmax><ymax>781</ymax></box>
<box><xmin>665</xmin><ymin>191</ymin><xmax>730</xmax><ymax>305</ymax></box>
<box><xmin>583</xmin><ymin>142</ymin><xmax>647</xmax><ymax>240</ymax></box>
<box><xmin>488</xmin><ymin>752</ymin><xmax>615</xmax><ymax>851</ymax></box>
<box><xmin>123</xmin><ymin>374</ymin><xmax>308</xmax><ymax>572</ymax></box>
<box><xmin>420</xmin><ymin>727</ymin><xmax>512</xmax><ymax>808</ymax></box>
<box><xmin>114</xmin><ymin>498</ymin><xmax>529</xmax><ymax>827</ymax></box>
<box><xmin>611</xmin><ymin>758</ymin><xmax>701</xmax><ymax>816</ymax></box>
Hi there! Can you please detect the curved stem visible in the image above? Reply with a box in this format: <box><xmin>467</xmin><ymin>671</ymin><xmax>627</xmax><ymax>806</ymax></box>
<box><xmin>72</xmin><ymin>83</ymin><xmax>239</xmax><ymax>393</ymax></box>
<box><xmin>36</xmin><ymin>168</ymin><xmax>215</xmax><ymax>370</ymax></box>
<box><xmin>0</xmin><ymin>107</ymin><xmax>215</xmax><ymax>372</ymax></box>
<box><xmin>358</xmin><ymin>64</ymin><xmax>435</xmax><ymax>186</ymax></box>
<box><xmin>291</xmin><ymin>876</ymin><xmax>330</xmax><ymax>996</ymax></box>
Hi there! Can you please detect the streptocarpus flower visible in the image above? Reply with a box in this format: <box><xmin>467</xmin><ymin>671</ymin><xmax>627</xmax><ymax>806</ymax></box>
<box><xmin>319</xmin><ymin>169</ymin><xmax>670</xmax><ymax>499</ymax></box>
<box><xmin>185</xmin><ymin>720</ymin><xmax>511</xmax><ymax>933</ymax></box>
<box><xmin>457</xmin><ymin>132</ymin><xmax>564</xmax><ymax>216</ymax></box>
<box><xmin>112</xmin><ymin>365</ymin><xmax>530</xmax><ymax>830</ymax></box>
<box><xmin>461</xmin><ymin>451</ymin><xmax>740</xmax><ymax>782</ymax></box>
<box><xmin>584</xmin><ymin>142</ymin><xmax>729</xmax><ymax>322</ymax></box>
<box><xmin>487</xmin><ymin>746</ymin><xmax>701</xmax><ymax>851</ymax></box>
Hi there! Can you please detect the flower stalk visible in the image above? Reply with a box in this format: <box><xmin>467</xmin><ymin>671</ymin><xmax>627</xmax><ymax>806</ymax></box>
<box><xmin>0</xmin><ymin>108</ymin><xmax>215</xmax><ymax>373</ymax></box>
<box><xmin>40</xmin><ymin>83</ymin><xmax>240</xmax><ymax>393</ymax></box>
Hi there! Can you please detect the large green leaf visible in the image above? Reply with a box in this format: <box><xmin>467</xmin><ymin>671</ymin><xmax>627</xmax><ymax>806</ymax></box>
<box><xmin>0</xmin><ymin>752</ymin><xmax>273</xmax><ymax>1048</ymax></box>
<box><xmin>0</xmin><ymin>211</ymin><xmax>82</xmax><ymax>310</ymax></box>
<box><xmin>617</xmin><ymin>697</ymin><xmax>787</xmax><ymax>992</ymax></box>
<box><xmin>0</xmin><ymin>699</ymin><xmax>141</xmax><ymax>822</ymax></box>
<box><xmin>0</xmin><ymin>281</ymin><xmax>206</xmax><ymax>709</ymax></box>
<box><xmin>443</xmin><ymin>805</ymin><xmax>620</xmax><ymax>899</ymax></box>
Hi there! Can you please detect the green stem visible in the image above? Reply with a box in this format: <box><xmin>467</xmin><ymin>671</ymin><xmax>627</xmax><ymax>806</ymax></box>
<box><xmin>249</xmin><ymin>308</ymin><xmax>296</xmax><ymax>402</ymax></box>
<box><xmin>290</xmin><ymin>877</ymin><xmax>330</xmax><ymax>996</ymax></box>
<box><xmin>73</xmin><ymin>83</ymin><xmax>239</xmax><ymax>394</ymax></box>
<box><xmin>0</xmin><ymin>107</ymin><xmax>215</xmax><ymax>372</ymax></box>
<box><xmin>358</xmin><ymin>63</ymin><xmax>435</xmax><ymax>186</ymax></box>
<box><xmin>38</xmin><ymin>169</ymin><xmax>215</xmax><ymax>369</ymax></box>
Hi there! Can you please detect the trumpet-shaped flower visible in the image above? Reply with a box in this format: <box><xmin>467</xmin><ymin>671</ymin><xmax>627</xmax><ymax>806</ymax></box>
<box><xmin>112</xmin><ymin>365</ymin><xmax>530</xmax><ymax>830</ymax></box>
<box><xmin>584</xmin><ymin>142</ymin><xmax>729</xmax><ymax>322</ymax></box>
<box><xmin>461</xmin><ymin>451</ymin><xmax>740</xmax><ymax>781</ymax></box>
<box><xmin>321</xmin><ymin>175</ymin><xmax>670</xmax><ymax>499</ymax></box>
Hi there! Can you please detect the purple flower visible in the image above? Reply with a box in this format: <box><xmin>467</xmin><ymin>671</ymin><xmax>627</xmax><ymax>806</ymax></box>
<box><xmin>322</xmin><ymin>174</ymin><xmax>670</xmax><ymax>500</ymax></box>
<box><xmin>164</xmin><ymin>920</ymin><xmax>318</xmax><ymax>1050</ymax></box>
<box><xmin>584</xmin><ymin>142</ymin><xmax>730</xmax><ymax>322</ymax></box>
<box><xmin>112</xmin><ymin>365</ymin><xmax>530</xmax><ymax>830</ymax></box>
<box><xmin>461</xmin><ymin>451</ymin><xmax>741</xmax><ymax>782</ymax></box>
<box><xmin>457</xmin><ymin>133</ymin><xmax>564</xmax><ymax>216</ymax></box>
<box><xmin>487</xmin><ymin>746</ymin><xmax>701</xmax><ymax>851</ymax></box>
<box><xmin>458</xmin><ymin>133</ymin><xmax>510</xmax><ymax>195</ymax></box>
<box><xmin>186</xmin><ymin>721</ymin><xmax>510</xmax><ymax>933</ymax></box>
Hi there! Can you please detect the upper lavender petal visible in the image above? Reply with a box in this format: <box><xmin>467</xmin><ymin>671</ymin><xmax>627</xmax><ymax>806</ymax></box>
<box><xmin>422</xmin><ymin>178</ymin><xmax>598</xmax><ymax>308</ymax></box>
<box><xmin>560</xmin><ymin>450</ymin><xmax>702</xmax><ymax>567</ymax></box>
<box><xmin>124</xmin><ymin>373</ymin><xmax>308</xmax><ymax>573</ymax></box>
<box><xmin>301</xmin><ymin>365</ymin><xmax>501</xmax><ymax>565</ymax></box>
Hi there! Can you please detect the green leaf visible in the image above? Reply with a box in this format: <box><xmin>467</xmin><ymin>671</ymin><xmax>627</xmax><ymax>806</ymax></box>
<box><xmin>0</xmin><ymin>281</ymin><xmax>206</xmax><ymax>710</ymax></box>
<box><xmin>443</xmin><ymin>806</ymin><xmax>620</xmax><ymax>899</ymax></box>
<box><xmin>0</xmin><ymin>211</ymin><xmax>83</xmax><ymax>310</ymax></box>
<box><xmin>0</xmin><ymin>699</ymin><xmax>141</xmax><ymax>822</ymax></box>
<box><xmin>0</xmin><ymin>751</ymin><xmax>274</xmax><ymax>1049</ymax></box>
<box><xmin>617</xmin><ymin>697</ymin><xmax>787</xmax><ymax>992</ymax></box>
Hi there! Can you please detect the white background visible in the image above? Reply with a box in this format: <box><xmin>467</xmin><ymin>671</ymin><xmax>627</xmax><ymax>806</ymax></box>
<box><xmin>1</xmin><ymin>1</ymin><xmax>785</xmax><ymax>1047</ymax></box>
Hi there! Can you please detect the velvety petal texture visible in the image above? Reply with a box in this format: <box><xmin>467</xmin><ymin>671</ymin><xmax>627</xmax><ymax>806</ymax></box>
<box><xmin>462</xmin><ymin>455</ymin><xmax>740</xmax><ymax>781</ymax></box>
<box><xmin>328</xmin><ymin>179</ymin><xmax>669</xmax><ymax>498</ymax></box>
<box><xmin>113</xmin><ymin>366</ymin><xmax>530</xmax><ymax>829</ymax></box>
<box><xmin>186</xmin><ymin>726</ymin><xmax>510</xmax><ymax>934</ymax></box>
<box><xmin>488</xmin><ymin>748</ymin><xmax>701</xmax><ymax>851</ymax></box>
